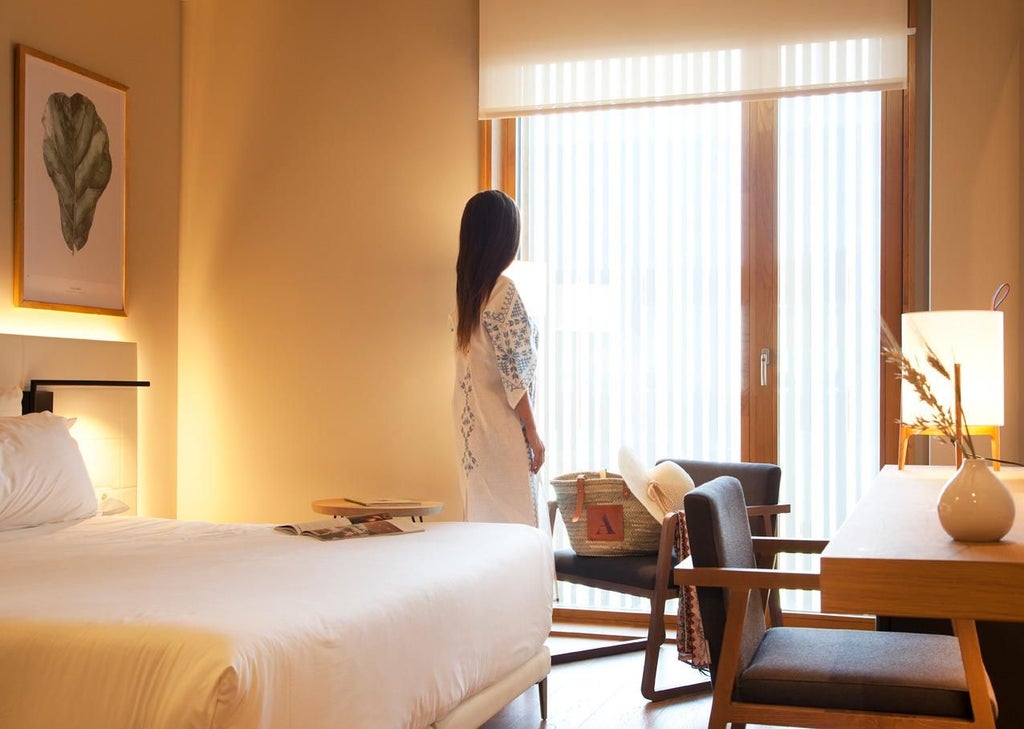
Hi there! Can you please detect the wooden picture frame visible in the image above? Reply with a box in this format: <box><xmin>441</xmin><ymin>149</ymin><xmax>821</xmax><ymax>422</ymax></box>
<box><xmin>14</xmin><ymin>45</ymin><xmax>128</xmax><ymax>315</ymax></box>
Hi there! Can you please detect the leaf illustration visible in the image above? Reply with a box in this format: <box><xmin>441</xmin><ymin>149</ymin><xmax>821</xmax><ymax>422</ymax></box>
<box><xmin>41</xmin><ymin>92</ymin><xmax>112</xmax><ymax>254</ymax></box>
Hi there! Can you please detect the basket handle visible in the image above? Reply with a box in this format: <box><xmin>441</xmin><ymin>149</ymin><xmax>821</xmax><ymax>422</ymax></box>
<box><xmin>571</xmin><ymin>474</ymin><xmax>586</xmax><ymax>523</ymax></box>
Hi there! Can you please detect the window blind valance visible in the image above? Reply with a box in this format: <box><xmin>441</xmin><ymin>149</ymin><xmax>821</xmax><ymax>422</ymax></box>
<box><xmin>479</xmin><ymin>0</ymin><xmax>909</xmax><ymax>118</ymax></box>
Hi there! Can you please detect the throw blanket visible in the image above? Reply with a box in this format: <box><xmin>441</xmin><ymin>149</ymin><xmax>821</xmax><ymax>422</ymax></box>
<box><xmin>675</xmin><ymin>514</ymin><xmax>710</xmax><ymax>671</ymax></box>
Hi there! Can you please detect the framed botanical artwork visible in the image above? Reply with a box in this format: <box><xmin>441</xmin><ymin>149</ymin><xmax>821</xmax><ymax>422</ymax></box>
<box><xmin>14</xmin><ymin>45</ymin><xmax>128</xmax><ymax>315</ymax></box>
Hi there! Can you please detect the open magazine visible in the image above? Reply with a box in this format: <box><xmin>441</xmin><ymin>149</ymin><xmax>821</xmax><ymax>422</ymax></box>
<box><xmin>275</xmin><ymin>513</ymin><xmax>424</xmax><ymax>541</ymax></box>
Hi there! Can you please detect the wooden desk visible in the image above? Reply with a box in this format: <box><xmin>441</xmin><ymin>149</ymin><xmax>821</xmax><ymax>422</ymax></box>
<box><xmin>820</xmin><ymin>465</ymin><xmax>1024</xmax><ymax>621</ymax></box>
<box><xmin>311</xmin><ymin>498</ymin><xmax>443</xmax><ymax>522</ymax></box>
<box><xmin>821</xmin><ymin>466</ymin><xmax>1024</xmax><ymax>728</ymax></box>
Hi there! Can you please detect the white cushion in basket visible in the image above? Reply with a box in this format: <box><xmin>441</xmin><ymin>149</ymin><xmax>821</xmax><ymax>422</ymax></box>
<box><xmin>0</xmin><ymin>412</ymin><xmax>97</xmax><ymax>531</ymax></box>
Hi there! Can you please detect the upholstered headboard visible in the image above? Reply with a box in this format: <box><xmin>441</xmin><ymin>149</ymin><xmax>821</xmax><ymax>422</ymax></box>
<box><xmin>0</xmin><ymin>334</ymin><xmax>140</xmax><ymax>513</ymax></box>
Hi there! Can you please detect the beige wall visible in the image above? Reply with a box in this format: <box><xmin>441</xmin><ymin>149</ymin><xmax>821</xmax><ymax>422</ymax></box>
<box><xmin>0</xmin><ymin>0</ymin><xmax>180</xmax><ymax>517</ymax></box>
<box><xmin>931</xmin><ymin>0</ymin><xmax>1023</xmax><ymax>464</ymax></box>
<box><xmin>178</xmin><ymin>0</ymin><xmax>478</xmax><ymax>522</ymax></box>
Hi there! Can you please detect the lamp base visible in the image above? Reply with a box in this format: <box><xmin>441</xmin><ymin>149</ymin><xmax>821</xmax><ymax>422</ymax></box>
<box><xmin>898</xmin><ymin>423</ymin><xmax>1001</xmax><ymax>471</ymax></box>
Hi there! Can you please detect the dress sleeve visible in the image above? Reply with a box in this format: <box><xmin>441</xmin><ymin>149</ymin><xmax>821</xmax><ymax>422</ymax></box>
<box><xmin>482</xmin><ymin>278</ymin><xmax>538</xmax><ymax>409</ymax></box>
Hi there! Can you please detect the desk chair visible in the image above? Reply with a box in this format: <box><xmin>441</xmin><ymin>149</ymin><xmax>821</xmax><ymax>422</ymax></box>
<box><xmin>679</xmin><ymin>476</ymin><xmax>998</xmax><ymax>729</ymax></box>
<box><xmin>550</xmin><ymin>459</ymin><xmax>783</xmax><ymax>701</ymax></box>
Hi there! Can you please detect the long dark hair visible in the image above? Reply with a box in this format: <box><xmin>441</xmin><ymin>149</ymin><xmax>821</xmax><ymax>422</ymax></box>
<box><xmin>455</xmin><ymin>190</ymin><xmax>521</xmax><ymax>352</ymax></box>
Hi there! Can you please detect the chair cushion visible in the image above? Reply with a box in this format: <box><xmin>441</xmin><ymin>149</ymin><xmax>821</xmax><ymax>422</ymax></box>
<box><xmin>738</xmin><ymin>627</ymin><xmax>973</xmax><ymax>718</ymax></box>
<box><xmin>553</xmin><ymin>548</ymin><xmax>676</xmax><ymax>593</ymax></box>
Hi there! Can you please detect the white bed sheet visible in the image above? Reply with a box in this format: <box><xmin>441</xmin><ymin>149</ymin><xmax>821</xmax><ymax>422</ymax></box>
<box><xmin>0</xmin><ymin>516</ymin><xmax>554</xmax><ymax>729</ymax></box>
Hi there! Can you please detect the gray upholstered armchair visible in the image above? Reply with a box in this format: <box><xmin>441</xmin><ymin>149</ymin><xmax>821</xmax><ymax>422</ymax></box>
<box><xmin>678</xmin><ymin>476</ymin><xmax>998</xmax><ymax>728</ymax></box>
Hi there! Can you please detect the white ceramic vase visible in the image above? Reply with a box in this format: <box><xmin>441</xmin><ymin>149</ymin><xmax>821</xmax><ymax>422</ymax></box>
<box><xmin>936</xmin><ymin>458</ymin><xmax>1016</xmax><ymax>542</ymax></box>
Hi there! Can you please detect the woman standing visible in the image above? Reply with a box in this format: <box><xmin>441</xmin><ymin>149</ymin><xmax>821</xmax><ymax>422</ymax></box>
<box><xmin>453</xmin><ymin>190</ymin><xmax>545</xmax><ymax>527</ymax></box>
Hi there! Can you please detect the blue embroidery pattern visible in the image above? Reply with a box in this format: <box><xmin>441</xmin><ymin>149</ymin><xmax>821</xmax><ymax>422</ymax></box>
<box><xmin>483</xmin><ymin>284</ymin><xmax>538</xmax><ymax>400</ymax></box>
<box><xmin>458</xmin><ymin>369</ymin><xmax>477</xmax><ymax>475</ymax></box>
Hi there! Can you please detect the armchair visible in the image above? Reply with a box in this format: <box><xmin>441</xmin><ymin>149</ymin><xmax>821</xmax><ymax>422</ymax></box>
<box><xmin>550</xmin><ymin>459</ymin><xmax>784</xmax><ymax>701</ymax></box>
<box><xmin>678</xmin><ymin>476</ymin><xmax>998</xmax><ymax>729</ymax></box>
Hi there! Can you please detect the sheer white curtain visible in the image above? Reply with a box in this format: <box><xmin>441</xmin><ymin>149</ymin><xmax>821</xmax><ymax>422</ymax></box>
<box><xmin>776</xmin><ymin>91</ymin><xmax>882</xmax><ymax>611</ymax></box>
<box><xmin>518</xmin><ymin>91</ymin><xmax>883</xmax><ymax>611</ymax></box>
<box><xmin>518</xmin><ymin>103</ymin><xmax>743</xmax><ymax>609</ymax></box>
<box><xmin>520</xmin><ymin>103</ymin><xmax>743</xmax><ymax>473</ymax></box>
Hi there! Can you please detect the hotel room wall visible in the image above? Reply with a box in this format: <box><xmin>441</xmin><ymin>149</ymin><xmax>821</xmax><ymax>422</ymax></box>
<box><xmin>0</xmin><ymin>1</ymin><xmax>181</xmax><ymax>517</ymax></box>
<box><xmin>177</xmin><ymin>0</ymin><xmax>478</xmax><ymax>522</ymax></box>
<box><xmin>931</xmin><ymin>0</ymin><xmax>1023</xmax><ymax>465</ymax></box>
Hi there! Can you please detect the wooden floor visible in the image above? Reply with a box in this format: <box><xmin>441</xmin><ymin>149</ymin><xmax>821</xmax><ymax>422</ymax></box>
<box><xmin>482</xmin><ymin>639</ymin><xmax>781</xmax><ymax>729</ymax></box>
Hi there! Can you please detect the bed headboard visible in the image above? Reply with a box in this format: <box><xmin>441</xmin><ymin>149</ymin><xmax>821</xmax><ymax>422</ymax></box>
<box><xmin>0</xmin><ymin>334</ymin><xmax>140</xmax><ymax>514</ymax></box>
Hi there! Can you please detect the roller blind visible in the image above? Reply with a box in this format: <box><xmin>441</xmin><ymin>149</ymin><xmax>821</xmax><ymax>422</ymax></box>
<box><xmin>479</xmin><ymin>0</ymin><xmax>908</xmax><ymax>118</ymax></box>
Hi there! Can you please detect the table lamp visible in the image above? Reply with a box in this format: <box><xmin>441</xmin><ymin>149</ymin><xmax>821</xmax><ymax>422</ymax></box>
<box><xmin>898</xmin><ymin>310</ymin><xmax>1004</xmax><ymax>470</ymax></box>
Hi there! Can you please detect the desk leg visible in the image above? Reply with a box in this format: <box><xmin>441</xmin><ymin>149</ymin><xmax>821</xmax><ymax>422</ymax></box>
<box><xmin>953</xmin><ymin>619</ymin><xmax>997</xmax><ymax>729</ymax></box>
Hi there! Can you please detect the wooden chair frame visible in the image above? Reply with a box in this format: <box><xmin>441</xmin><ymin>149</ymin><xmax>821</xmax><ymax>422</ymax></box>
<box><xmin>676</xmin><ymin>536</ymin><xmax>997</xmax><ymax>729</ymax></box>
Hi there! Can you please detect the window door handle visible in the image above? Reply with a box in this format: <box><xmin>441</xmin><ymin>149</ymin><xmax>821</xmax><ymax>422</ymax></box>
<box><xmin>760</xmin><ymin>348</ymin><xmax>770</xmax><ymax>387</ymax></box>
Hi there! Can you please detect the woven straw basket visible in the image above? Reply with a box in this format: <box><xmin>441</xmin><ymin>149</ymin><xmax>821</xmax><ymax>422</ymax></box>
<box><xmin>550</xmin><ymin>471</ymin><xmax>660</xmax><ymax>556</ymax></box>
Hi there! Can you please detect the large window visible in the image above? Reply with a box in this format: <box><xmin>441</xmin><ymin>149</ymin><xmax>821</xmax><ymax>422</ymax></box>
<box><xmin>480</xmin><ymin>0</ymin><xmax>911</xmax><ymax>614</ymax></box>
<box><xmin>508</xmin><ymin>89</ymin><xmax>897</xmax><ymax>612</ymax></box>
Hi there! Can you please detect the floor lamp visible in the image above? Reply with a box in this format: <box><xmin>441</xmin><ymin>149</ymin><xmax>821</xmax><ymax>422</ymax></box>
<box><xmin>897</xmin><ymin>310</ymin><xmax>1004</xmax><ymax>470</ymax></box>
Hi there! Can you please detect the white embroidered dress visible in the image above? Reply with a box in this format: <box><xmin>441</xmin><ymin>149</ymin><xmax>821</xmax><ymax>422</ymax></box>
<box><xmin>453</xmin><ymin>275</ymin><xmax>540</xmax><ymax>527</ymax></box>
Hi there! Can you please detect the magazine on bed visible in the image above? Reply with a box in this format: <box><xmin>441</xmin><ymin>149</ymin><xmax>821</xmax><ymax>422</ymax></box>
<box><xmin>275</xmin><ymin>513</ymin><xmax>423</xmax><ymax>541</ymax></box>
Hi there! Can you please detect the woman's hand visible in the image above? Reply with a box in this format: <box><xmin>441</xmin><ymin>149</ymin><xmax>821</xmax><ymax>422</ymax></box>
<box><xmin>525</xmin><ymin>428</ymin><xmax>546</xmax><ymax>474</ymax></box>
<box><xmin>515</xmin><ymin>393</ymin><xmax>545</xmax><ymax>474</ymax></box>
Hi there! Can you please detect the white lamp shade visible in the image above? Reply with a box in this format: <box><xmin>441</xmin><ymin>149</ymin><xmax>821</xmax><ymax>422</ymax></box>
<box><xmin>900</xmin><ymin>310</ymin><xmax>1004</xmax><ymax>427</ymax></box>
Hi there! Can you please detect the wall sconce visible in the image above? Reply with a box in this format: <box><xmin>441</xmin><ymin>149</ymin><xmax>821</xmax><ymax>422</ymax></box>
<box><xmin>897</xmin><ymin>310</ymin><xmax>1003</xmax><ymax>469</ymax></box>
<box><xmin>22</xmin><ymin>379</ymin><xmax>151</xmax><ymax>415</ymax></box>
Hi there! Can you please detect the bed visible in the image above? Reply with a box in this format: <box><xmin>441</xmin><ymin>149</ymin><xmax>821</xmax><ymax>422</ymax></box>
<box><xmin>0</xmin><ymin>408</ymin><xmax>554</xmax><ymax>729</ymax></box>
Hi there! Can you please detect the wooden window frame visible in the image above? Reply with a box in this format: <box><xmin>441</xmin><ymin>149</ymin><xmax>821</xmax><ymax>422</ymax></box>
<box><xmin>484</xmin><ymin>94</ymin><xmax>908</xmax><ymax>468</ymax></box>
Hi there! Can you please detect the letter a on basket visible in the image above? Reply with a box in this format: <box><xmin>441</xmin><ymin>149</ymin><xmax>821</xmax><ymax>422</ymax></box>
<box><xmin>587</xmin><ymin>504</ymin><xmax>624</xmax><ymax>541</ymax></box>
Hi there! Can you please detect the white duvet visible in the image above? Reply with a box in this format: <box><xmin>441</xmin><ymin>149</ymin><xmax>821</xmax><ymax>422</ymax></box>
<box><xmin>0</xmin><ymin>516</ymin><xmax>554</xmax><ymax>729</ymax></box>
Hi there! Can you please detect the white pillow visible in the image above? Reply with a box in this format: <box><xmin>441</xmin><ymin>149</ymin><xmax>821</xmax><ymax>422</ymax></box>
<box><xmin>0</xmin><ymin>385</ymin><xmax>22</xmax><ymax>417</ymax></box>
<box><xmin>0</xmin><ymin>412</ymin><xmax>97</xmax><ymax>531</ymax></box>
